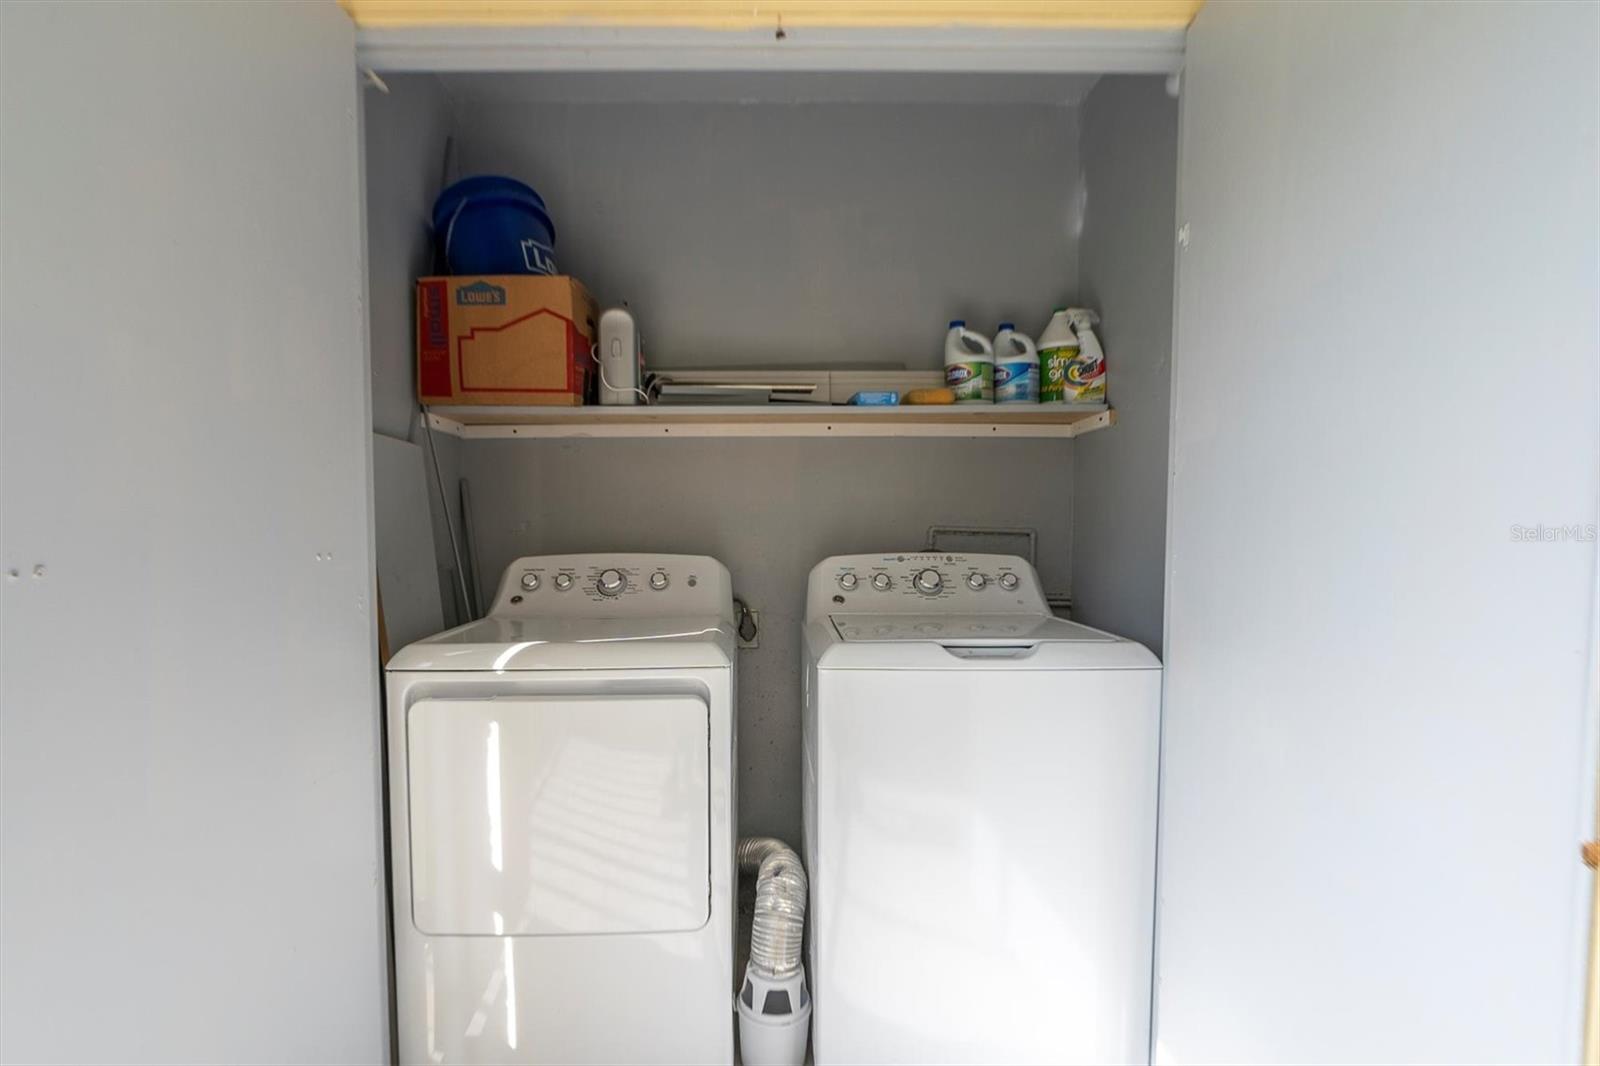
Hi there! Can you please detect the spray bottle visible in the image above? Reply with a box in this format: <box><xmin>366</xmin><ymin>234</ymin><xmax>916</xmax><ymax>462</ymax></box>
<box><xmin>943</xmin><ymin>320</ymin><xmax>995</xmax><ymax>403</ymax></box>
<box><xmin>1064</xmin><ymin>309</ymin><xmax>1106</xmax><ymax>404</ymax></box>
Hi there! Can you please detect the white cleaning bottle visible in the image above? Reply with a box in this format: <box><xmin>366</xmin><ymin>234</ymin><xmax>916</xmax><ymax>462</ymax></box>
<box><xmin>943</xmin><ymin>320</ymin><xmax>994</xmax><ymax>403</ymax></box>
<box><xmin>1037</xmin><ymin>308</ymin><xmax>1079</xmax><ymax>404</ymax></box>
<box><xmin>1038</xmin><ymin>307</ymin><xmax>1106</xmax><ymax>404</ymax></box>
<box><xmin>992</xmin><ymin>323</ymin><xmax>1039</xmax><ymax>404</ymax></box>
<box><xmin>1063</xmin><ymin>308</ymin><xmax>1106</xmax><ymax>404</ymax></box>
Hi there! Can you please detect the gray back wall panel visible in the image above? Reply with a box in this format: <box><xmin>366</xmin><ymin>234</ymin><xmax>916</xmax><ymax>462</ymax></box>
<box><xmin>461</xmin><ymin>438</ymin><xmax>1073</xmax><ymax>843</ymax></box>
<box><xmin>365</xmin><ymin>75</ymin><xmax>452</xmax><ymax>441</ymax></box>
<box><xmin>1071</xmin><ymin>76</ymin><xmax>1178</xmax><ymax>655</ymax></box>
<box><xmin>448</xmin><ymin>93</ymin><xmax>1082</xmax><ymax>366</ymax></box>
<box><xmin>363</xmin><ymin>75</ymin><xmax>470</xmax><ymax>626</ymax></box>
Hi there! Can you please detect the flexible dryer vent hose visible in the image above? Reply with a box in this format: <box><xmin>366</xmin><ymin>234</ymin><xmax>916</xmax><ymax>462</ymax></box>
<box><xmin>737</xmin><ymin>837</ymin><xmax>807</xmax><ymax>979</ymax></box>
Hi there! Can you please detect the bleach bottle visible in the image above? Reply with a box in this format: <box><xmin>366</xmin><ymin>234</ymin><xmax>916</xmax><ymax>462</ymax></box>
<box><xmin>993</xmin><ymin>323</ymin><xmax>1040</xmax><ymax>403</ymax></box>
<box><xmin>1039</xmin><ymin>307</ymin><xmax>1106</xmax><ymax>404</ymax></box>
<box><xmin>944</xmin><ymin>321</ymin><xmax>994</xmax><ymax>403</ymax></box>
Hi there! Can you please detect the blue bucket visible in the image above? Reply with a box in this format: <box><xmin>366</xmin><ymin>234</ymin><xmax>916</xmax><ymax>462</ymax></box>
<box><xmin>432</xmin><ymin>175</ymin><xmax>558</xmax><ymax>276</ymax></box>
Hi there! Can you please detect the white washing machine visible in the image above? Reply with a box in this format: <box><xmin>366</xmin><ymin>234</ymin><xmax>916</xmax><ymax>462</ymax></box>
<box><xmin>801</xmin><ymin>553</ymin><xmax>1161</xmax><ymax>1065</ymax></box>
<box><xmin>385</xmin><ymin>554</ymin><xmax>737</xmax><ymax>1065</ymax></box>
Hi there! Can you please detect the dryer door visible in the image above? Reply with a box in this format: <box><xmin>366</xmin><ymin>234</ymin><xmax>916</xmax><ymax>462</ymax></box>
<box><xmin>407</xmin><ymin>694</ymin><xmax>710</xmax><ymax>936</ymax></box>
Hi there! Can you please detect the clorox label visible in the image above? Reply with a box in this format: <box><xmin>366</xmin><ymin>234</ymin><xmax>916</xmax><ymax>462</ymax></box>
<box><xmin>995</xmin><ymin>361</ymin><xmax>1039</xmax><ymax>403</ymax></box>
<box><xmin>945</xmin><ymin>361</ymin><xmax>994</xmax><ymax>402</ymax></box>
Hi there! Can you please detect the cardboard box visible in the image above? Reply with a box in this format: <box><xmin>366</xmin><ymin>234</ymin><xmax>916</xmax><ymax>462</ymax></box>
<box><xmin>416</xmin><ymin>276</ymin><xmax>597</xmax><ymax>405</ymax></box>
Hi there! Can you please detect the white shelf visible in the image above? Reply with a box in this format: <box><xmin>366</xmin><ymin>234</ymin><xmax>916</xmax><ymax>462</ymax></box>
<box><xmin>424</xmin><ymin>403</ymin><xmax>1113</xmax><ymax>440</ymax></box>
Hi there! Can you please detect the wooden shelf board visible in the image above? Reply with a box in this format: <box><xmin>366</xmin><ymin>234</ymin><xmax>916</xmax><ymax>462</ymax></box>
<box><xmin>424</xmin><ymin>403</ymin><xmax>1114</xmax><ymax>439</ymax></box>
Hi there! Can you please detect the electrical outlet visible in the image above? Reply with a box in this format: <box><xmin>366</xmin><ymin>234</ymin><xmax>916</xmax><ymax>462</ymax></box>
<box><xmin>738</xmin><ymin>611</ymin><xmax>760</xmax><ymax>650</ymax></box>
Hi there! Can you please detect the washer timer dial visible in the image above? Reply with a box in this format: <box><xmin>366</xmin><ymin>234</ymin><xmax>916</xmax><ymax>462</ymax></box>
<box><xmin>913</xmin><ymin>568</ymin><xmax>944</xmax><ymax>595</ymax></box>
<box><xmin>597</xmin><ymin>568</ymin><xmax>627</xmax><ymax>597</ymax></box>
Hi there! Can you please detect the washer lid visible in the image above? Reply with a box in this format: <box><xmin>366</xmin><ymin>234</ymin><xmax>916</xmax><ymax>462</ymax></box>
<box><xmin>815</xmin><ymin>613</ymin><xmax>1160</xmax><ymax>671</ymax></box>
<box><xmin>387</xmin><ymin>614</ymin><xmax>736</xmax><ymax>671</ymax></box>
<box><xmin>831</xmin><ymin>613</ymin><xmax>1112</xmax><ymax>644</ymax></box>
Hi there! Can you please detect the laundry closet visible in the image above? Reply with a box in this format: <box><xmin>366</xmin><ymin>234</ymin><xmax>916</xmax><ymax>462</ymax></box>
<box><xmin>360</xmin><ymin>60</ymin><xmax>1180</xmax><ymax>1063</ymax></box>
<box><xmin>364</xmin><ymin>65</ymin><xmax>1178</xmax><ymax>849</ymax></box>
<box><xmin>2</xmin><ymin>3</ymin><xmax>1595</xmax><ymax>1065</ymax></box>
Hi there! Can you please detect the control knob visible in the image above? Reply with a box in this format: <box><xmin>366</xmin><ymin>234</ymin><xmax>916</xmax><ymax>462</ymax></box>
<box><xmin>649</xmin><ymin>571</ymin><xmax>670</xmax><ymax>591</ymax></box>
<box><xmin>520</xmin><ymin>572</ymin><xmax>540</xmax><ymax>591</ymax></box>
<box><xmin>999</xmin><ymin>572</ymin><xmax>1020</xmax><ymax>591</ymax></box>
<box><xmin>871</xmin><ymin>573</ymin><xmax>892</xmax><ymax>592</ymax></box>
<box><xmin>554</xmin><ymin>573</ymin><xmax>574</xmax><ymax>592</ymax></box>
<box><xmin>838</xmin><ymin>572</ymin><xmax>858</xmax><ymax>591</ymax></box>
<box><xmin>597</xmin><ymin>568</ymin><xmax>627</xmax><ymax>597</ymax></box>
<box><xmin>913</xmin><ymin>568</ymin><xmax>944</xmax><ymax>595</ymax></box>
<box><xmin>967</xmin><ymin>573</ymin><xmax>987</xmax><ymax>591</ymax></box>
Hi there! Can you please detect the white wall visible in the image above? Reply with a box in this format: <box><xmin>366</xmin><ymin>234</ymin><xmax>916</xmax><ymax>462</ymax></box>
<box><xmin>446</xmin><ymin>77</ymin><xmax>1085</xmax><ymax>367</ymax></box>
<box><xmin>460</xmin><ymin>437</ymin><xmax>1074</xmax><ymax>843</ymax></box>
<box><xmin>0</xmin><ymin>3</ymin><xmax>388</xmax><ymax>1061</ymax></box>
<box><xmin>1071</xmin><ymin>75</ymin><xmax>1177</xmax><ymax>654</ymax></box>
<box><xmin>1156</xmin><ymin>2</ymin><xmax>1600</xmax><ymax>1061</ymax></box>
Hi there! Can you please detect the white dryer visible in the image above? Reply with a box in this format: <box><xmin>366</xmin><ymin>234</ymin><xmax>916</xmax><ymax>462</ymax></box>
<box><xmin>801</xmin><ymin>553</ymin><xmax>1161</xmax><ymax>1064</ymax></box>
<box><xmin>386</xmin><ymin>554</ymin><xmax>737</xmax><ymax>1065</ymax></box>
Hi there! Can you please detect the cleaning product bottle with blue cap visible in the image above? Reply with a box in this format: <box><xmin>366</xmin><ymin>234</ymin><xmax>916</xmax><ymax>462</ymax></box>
<box><xmin>993</xmin><ymin>323</ymin><xmax>1040</xmax><ymax>403</ymax></box>
<box><xmin>944</xmin><ymin>321</ymin><xmax>994</xmax><ymax>403</ymax></box>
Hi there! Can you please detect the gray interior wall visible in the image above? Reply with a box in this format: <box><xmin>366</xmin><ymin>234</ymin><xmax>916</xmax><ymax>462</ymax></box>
<box><xmin>365</xmin><ymin>74</ymin><xmax>451</xmax><ymax>440</ymax></box>
<box><xmin>1</xmin><ymin>3</ymin><xmax>387</xmax><ymax>1061</ymax></box>
<box><xmin>363</xmin><ymin>75</ymin><xmax>469</xmax><ymax>627</ymax></box>
<box><xmin>1070</xmin><ymin>77</ymin><xmax>1178</xmax><ymax>654</ymax></box>
<box><xmin>461</xmin><ymin>438</ymin><xmax>1074</xmax><ymax>843</ymax></box>
<box><xmin>446</xmin><ymin>86</ymin><xmax>1083</xmax><ymax>367</ymax></box>
<box><xmin>1156</xmin><ymin>2</ymin><xmax>1599</xmax><ymax>1061</ymax></box>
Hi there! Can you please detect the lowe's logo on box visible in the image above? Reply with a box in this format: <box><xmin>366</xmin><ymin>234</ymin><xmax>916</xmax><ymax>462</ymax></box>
<box><xmin>456</xmin><ymin>281</ymin><xmax>506</xmax><ymax>306</ymax></box>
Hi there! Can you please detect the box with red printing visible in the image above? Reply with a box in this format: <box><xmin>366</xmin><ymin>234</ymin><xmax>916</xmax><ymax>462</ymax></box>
<box><xmin>416</xmin><ymin>276</ymin><xmax>596</xmax><ymax>406</ymax></box>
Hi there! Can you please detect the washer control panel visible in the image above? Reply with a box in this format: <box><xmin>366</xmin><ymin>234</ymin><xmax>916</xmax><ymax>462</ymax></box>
<box><xmin>490</xmin><ymin>554</ymin><xmax>732</xmax><ymax>619</ymax></box>
<box><xmin>812</xmin><ymin>552</ymin><xmax>1045</xmax><ymax>616</ymax></box>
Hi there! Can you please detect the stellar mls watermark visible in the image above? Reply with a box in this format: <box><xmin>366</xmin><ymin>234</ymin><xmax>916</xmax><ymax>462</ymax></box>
<box><xmin>1510</xmin><ymin>523</ymin><xmax>1598</xmax><ymax>543</ymax></box>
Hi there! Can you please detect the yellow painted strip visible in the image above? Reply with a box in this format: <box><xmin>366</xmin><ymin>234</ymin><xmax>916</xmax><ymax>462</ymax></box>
<box><xmin>341</xmin><ymin>0</ymin><xmax>1202</xmax><ymax>30</ymax></box>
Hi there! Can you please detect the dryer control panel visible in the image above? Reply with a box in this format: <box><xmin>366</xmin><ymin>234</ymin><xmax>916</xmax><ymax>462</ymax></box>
<box><xmin>808</xmin><ymin>553</ymin><xmax>1048</xmax><ymax>617</ymax></box>
<box><xmin>489</xmin><ymin>554</ymin><xmax>735</xmax><ymax>620</ymax></box>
